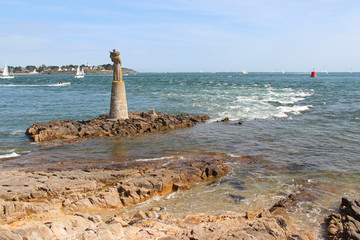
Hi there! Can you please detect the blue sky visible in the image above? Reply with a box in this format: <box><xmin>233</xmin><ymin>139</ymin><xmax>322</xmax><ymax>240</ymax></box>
<box><xmin>1</xmin><ymin>0</ymin><xmax>359</xmax><ymax>72</ymax></box>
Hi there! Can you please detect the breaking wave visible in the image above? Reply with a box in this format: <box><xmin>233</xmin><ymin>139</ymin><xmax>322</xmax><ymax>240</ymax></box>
<box><xmin>0</xmin><ymin>152</ymin><xmax>20</xmax><ymax>159</ymax></box>
<box><xmin>0</xmin><ymin>83</ymin><xmax>70</xmax><ymax>87</ymax></box>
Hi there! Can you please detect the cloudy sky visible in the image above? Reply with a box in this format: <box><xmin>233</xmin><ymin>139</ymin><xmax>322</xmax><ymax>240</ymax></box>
<box><xmin>1</xmin><ymin>0</ymin><xmax>359</xmax><ymax>72</ymax></box>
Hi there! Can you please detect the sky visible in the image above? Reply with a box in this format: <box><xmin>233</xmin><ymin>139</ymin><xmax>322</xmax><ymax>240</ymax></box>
<box><xmin>1</xmin><ymin>0</ymin><xmax>359</xmax><ymax>72</ymax></box>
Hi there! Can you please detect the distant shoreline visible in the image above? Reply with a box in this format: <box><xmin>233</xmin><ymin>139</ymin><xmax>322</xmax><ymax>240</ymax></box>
<box><xmin>12</xmin><ymin>71</ymin><xmax>136</xmax><ymax>75</ymax></box>
<box><xmin>2</xmin><ymin>68</ymin><xmax>137</xmax><ymax>75</ymax></box>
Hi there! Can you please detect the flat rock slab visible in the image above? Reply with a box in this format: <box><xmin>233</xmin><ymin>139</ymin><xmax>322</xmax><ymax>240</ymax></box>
<box><xmin>124</xmin><ymin>211</ymin><xmax>312</xmax><ymax>240</ymax></box>
<box><xmin>0</xmin><ymin>196</ymin><xmax>312</xmax><ymax>240</ymax></box>
<box><xmin>0</xmin><ymin>159</ymin><xmax>227</xmax><ymax>228</ymax></box>
<box><xmin>0</xmin><ymin>157</ymin><xmax>317</xmax><ymax>239</ymax></box>
<box><xmin>26</xmin><ymin>111</ymin><xmax>210</xmax><ymax>142</ymax></box>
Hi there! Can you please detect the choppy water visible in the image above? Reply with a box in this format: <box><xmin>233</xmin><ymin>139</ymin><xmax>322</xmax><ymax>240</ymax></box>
<box><xmin>0</xmin><ymin>72</ymin><xmax>359</xmax><ymax>237</ymax></box>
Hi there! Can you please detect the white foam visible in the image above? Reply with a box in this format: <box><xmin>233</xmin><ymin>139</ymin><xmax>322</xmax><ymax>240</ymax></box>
<box><xmin>209</xmin><ymin>85</ymin><xmax>315</xmax><ymax>121</ymax></box>
<box><xmin>0</xmin><ymin>152</ymin><xmax>20</xmax><ymax>159</ymax></box>
<box><xmin>135</xmin><ymin>156</ymin><xmax>175</xmax><ymax>162</ymax></box>
<box><xmin>0</xmin><ymin>83</ymin><xmax>70</xmax><ymax>87</ymax></box>
<box><xmin>228</xmin><ymin>153</ymin><xmax>242</xmax><ymax>158</ymax></box>
<box><xmin>165</xmin><ymin>192</ymin><xmax>177</xmax><ymax>199</ymax></box>
<box><xmin>10</xmin><ymin>130</ymin><xmax>25</xmax><ymax>135</ymax></box>
<box><xmin>278</xmin><ymin>105</ymin><xmax>311</xmax><ymax>115</ymax></box>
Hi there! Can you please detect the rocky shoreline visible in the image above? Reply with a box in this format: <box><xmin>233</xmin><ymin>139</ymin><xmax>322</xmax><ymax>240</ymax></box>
<box><xmin>0</xmin><ymin>158</ymin><xmax>226</xmax><ymax>237</ymax></box>
<box><xmin>0</xmin><ymin>157</ymin><xmax>315</xmax><ymax>239</ymax></box>
<box><xmin>4</xmin><ymin>111</ymin><xmax>357</xmax><ymax>239</ymax></box>
<box><xmin>25</xmin><ymin>111</ymin><xmax>210</xmax><ymax>142</ymax></box>
<box><xmin>1</xmin><ymin>153</ymin><xmax>358</xmax><ymax>239</ymax></box>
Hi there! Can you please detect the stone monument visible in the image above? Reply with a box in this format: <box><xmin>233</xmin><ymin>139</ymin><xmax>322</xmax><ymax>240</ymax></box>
<box><xmin>109</xmin><ymin>49</ymin><xmax>129</xmax><ymax>120</ymax></box>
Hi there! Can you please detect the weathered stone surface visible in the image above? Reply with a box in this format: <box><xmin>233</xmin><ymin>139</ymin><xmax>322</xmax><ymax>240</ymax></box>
<box><xmin>0</xmin><ymin>157</ymin><xmax>315</xmax><ymax>239</ymax></box>
<box><xmin>108</xmin><ymin>217</ymin><xmax>128</xmax><ymax>227</ymax></box>
<box><xmin>26</xmin><ymin>111</ymin><xmax>210</xmax><ymax>142</ymax></box>
<box><xmin>146</xmin><ymin>211</ymin><xmax>156</xmax><ymax>218</ymax></box>
<box><xmin>121</xmin><ymin>211</ymin><xmax>311</xmax><ymax>240</ymax></box>
<box><xmin>326</xmin><ymin>197</ymin><xmax>360</xmax><ymax>240</ymax></box>
<box><xmin>0</xmin><ymin>215</ymin><xmax>125</xmax><ymax>240</ymax></box>
<box><xmin>0</xmin><ymin>159</ymin><xmax>227</xmax><ymax>229</ymax></box>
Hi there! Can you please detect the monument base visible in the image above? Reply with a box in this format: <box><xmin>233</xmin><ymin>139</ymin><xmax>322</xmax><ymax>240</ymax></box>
<box><xmin>110</xmin><ymin>80</ymin><xmax>128</xmax><ymax>120</ymax></box>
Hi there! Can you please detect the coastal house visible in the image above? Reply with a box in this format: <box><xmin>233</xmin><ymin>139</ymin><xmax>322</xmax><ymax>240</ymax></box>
<box><xmin>29</xmin><ymin>69</ymin><xmax>39</xmax><ymax>74</ymax></box>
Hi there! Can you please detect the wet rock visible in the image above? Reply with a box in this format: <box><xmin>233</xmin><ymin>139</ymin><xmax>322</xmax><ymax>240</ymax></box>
<box><xmin>326</xmin><ymin>197</ymin><xmax>360</xmax><ymax>239</ymax></box>
<box><xmin>236</xmin><ymin>120</ymin><xmax>244</xmax><ymax>125</ymax></box>
<box><xmin>228</xmin><ymin>194</ymin><xmax>245</xmax><ymax>203</ymax></box>
<box><xmin>269</xmin><ymin>187</ymin><xmax>319</xmax><ymax>215</ymax></box>
<box><xmin>211</xmin><ymin>178</ymin><xmax>246</xmax><ymax>190</ymax></box>
<box><xmin>173</xmin><ymin>182</ymin><xmax>191</xmax><ymax>191</ymax></box>
<box><xmin>26</xmin><ymin>111</ymin><xmax>210</xmax><ymax>142</ymax></box>
<box><xmin>116</xmin><ymin>160</ymin><xmax>228</xmax><ymax>207</ymax></box>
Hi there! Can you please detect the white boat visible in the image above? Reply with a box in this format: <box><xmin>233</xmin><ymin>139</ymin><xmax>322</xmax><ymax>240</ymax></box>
<box><xmin>1</xmin><ymin>62</ymin><xmax>15</xmax><ymax>79</ymax></box>
<box><xmin>57</xmin><ymin>81</ymin><xmax>71</xmax><ymax>86</ymax></box>
<box><xmin>74</xmin><ymin>66</ymin><xmax>85</xmax><ymax>78</ymax></box>
<box><xmin>242</xmin><ymin>69</ymin><xmax>248</xmax><ymax>74</ymax></box>
<box><xmin>282</xmin><ymin>69</ymin><xmax>285</xmax><ymax>74</ymax></box>
<box><xmin>350</xmin><ymin>68</ymin><xmax>353</xmax><ymax>74</ymax></box>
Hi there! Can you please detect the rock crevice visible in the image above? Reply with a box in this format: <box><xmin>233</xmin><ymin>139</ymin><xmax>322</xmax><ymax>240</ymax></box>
<box><xmin>326</xmin><ymin>197</ymin><xmax>360</xmax><ymax>239</ymax></box>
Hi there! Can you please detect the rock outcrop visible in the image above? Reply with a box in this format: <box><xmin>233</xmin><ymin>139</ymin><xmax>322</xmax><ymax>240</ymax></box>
<box><xmin>0</xmin><ymin>159</ymin><xmax>227</xmax><ymax>229</ymax></box>
<box><xmin>0</xmin><ymin>210</ymin><xmax>310</xmax><ymax>240</ymax></box>
<box><xmin>0</xmin><ymin>156</ymin><xmax>316</xmax><ymax>239</ymax></box>
<box><xmin>326</xmin><ymin>197</ymin><xmax>360</xmax><ymax>239</ymax></box>
<box><xmin>123</xmin><ymin>211</ymin><xmax>311</xmax><ymax>240</ymax></box>
<box><xmin>26</xmin><ymin>111</ymin><xmax>210</xmax><ymax>142</ymax></box>
<box><xmin>0</xmin><ymin>189</ymin><xmax>312</xmax><ymax>240</ymax></box>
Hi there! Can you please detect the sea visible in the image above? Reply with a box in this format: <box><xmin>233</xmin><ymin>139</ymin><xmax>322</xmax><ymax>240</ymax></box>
<box><xmin>0</xmin><ymin>72</ymin><xmax>359</xmax><ymax>237</ymax></box>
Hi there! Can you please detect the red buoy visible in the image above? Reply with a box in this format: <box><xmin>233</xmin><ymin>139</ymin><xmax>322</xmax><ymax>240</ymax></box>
<box><xmin>310</xmin><ymin>69</ymin><xmax>317</xmax><ymax>77</ymax></box>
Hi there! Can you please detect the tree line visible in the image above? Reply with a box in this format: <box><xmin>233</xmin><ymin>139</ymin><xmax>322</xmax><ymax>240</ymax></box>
<box><xmin>5</xmin><ymin>64</ymin><xmax>118</xmax><ymax>73</ymax></box>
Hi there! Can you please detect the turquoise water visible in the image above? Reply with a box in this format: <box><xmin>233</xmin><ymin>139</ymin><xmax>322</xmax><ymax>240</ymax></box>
<box><xmin>0</xmin><ymin>72</ymin><xmax>359</xmax><ymax>235</ymax></box>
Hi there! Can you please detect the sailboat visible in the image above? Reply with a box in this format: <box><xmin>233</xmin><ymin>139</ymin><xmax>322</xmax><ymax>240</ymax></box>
<box><xmin>242</xmin><ymin>69</ymin><xmax>248</xmax><ymax>74</ymax></box>
<box><xmin>74</xmin><ymin>66</ymin><xmax>85</xmax><ymax>78</ymax></box>
<box><xmin>1</xmin><ymin>62</ymin><xmax>15</xmax><ymax>79</ymax></box>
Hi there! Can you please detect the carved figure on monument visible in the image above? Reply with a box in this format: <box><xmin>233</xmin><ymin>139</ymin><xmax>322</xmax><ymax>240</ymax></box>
<box><xmin>109</xmin><ymin>49</ymin><xmax>128</xmax><ymax>120</ymax></box>
<box><xmin>109</xmin><ymin>49</ymin><xmax>123</xmax><ymax>81</ymax></box>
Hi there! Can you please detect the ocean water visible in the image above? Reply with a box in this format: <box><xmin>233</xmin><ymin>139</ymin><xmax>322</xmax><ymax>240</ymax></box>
<box><xmin>0</xmin><ymin>72</ymin><xmax>359</xmax><ymax>236</ymax></box>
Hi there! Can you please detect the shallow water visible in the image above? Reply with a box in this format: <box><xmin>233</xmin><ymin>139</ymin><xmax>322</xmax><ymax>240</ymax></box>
<box><xmin>1</xmin><ymin>72</ymin><xmax>359</xmax><ymax>237</ymax></box>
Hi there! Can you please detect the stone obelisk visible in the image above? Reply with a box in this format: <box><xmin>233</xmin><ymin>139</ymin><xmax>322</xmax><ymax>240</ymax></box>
<box><xmin>109</xmin><ymin>49</ymin><xmax>128</xmax><ymax>120</ymax></box>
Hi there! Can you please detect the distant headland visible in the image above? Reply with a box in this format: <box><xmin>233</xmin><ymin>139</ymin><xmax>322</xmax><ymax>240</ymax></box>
<box><xmin>0</xmin><ymin>63</ymin><xmax>137</xmax><ymax>75</ymax></box>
